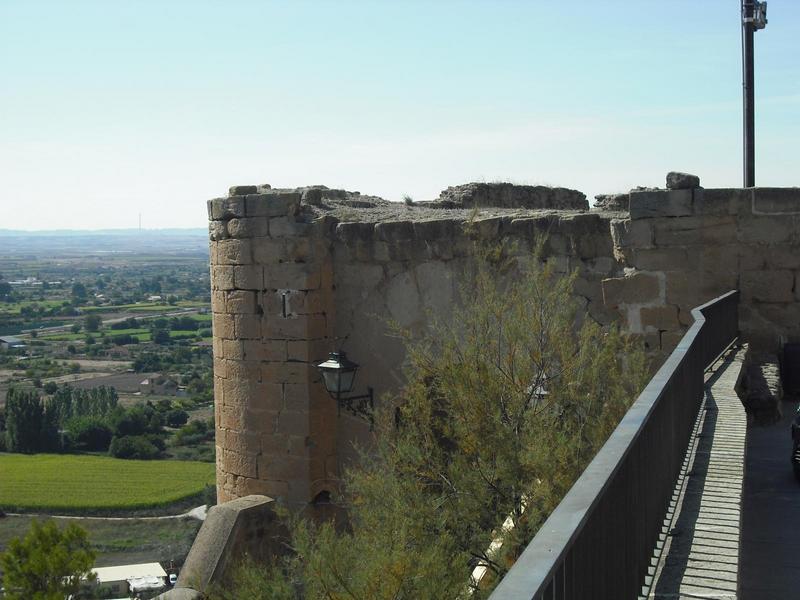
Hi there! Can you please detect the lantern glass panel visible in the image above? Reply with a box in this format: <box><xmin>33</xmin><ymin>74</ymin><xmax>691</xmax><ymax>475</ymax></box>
<box><xmin>339</xmin><ymin>368</ymin><xmax>357</xmax><ymax>394</ymax></box>
<box><xmin>322</xmin><ymin>369</ymin><xmax>342</xmax><ymax>394</ymax></box>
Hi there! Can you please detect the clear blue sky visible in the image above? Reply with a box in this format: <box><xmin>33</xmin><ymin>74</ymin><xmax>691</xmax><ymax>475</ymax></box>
<box><xmin>1</xmin><ymin>0</ymin><xmax>798</xmax><ymax>230</ymax></box>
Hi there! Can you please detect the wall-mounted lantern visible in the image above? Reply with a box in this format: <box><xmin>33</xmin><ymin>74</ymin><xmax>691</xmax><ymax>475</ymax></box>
<box><xmin>316</xmin><ymin>351</ymin><xmax>374</xmax><ymax>423</ymax></box>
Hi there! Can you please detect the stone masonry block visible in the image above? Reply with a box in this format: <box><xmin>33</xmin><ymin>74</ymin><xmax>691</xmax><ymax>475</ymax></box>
<box><xmin>236</xmin><ymin>477</ymin><xmax>290</xmax><ymax>500</ymax></box>
<box><xmin>220</xmin><ymin>404</ymin><xmax>246</xmax><ymax>431</ymax></box>
<box><xmin>251</xmin><ymin>239</ymin><xmax>287</xmax><ymax>264</ymax></box>
<box><xmin>737</xmin><ymin>216</ymin><xmax>795</xmax><ymax>245</ymax></box>
<box><xmin>229</xmin><ymin>185</ymin><xmax>258</xmax><ymax>196</ymax></box>
<box><xmin>221</xmin><ymin>378</ymin><xmax>259</xmax><ymax>408</ymax></box>
<box><xmin>221</xmin><ymin>339</ymin><xmax>246</xmax><ymax>360</ymax></box>
<box><xmin>212</xmin><ymin>313</ymin><xmax>235</xmax><ymax>339</ymax></box>
<box><xmin>752</xmin><ymin>188</ymin><xmax>800</xmax><ymax>215</ymax></box>
<box><xmin>233</xmin><ymin>314</ymin><xmax>261</xmax><ymax>339</ymax></box>
<box><xmin>412</xmin><ymin>219</ymin><xmax>458</xmax><ymax>240</ymax></box>
<box><xmin>211</xmin><ymin>196</ymin><xmax>246</xmax><ymax>220</ymax></box>
<box><xmin>262</xmin><ymin>363</ymin><xmax>311</xmax><ymax>385</ymax></box>
<box><xmin>640</xmin><ymin>305</ymin><xmax>680</xmax><ymax>331</ymax></box>
<box><xmin>223</xmin><ymin>449</ymin><xmax>258</xmax><ymax>479</ymax></box>
<box><xmin>212</xmin><ymin>266</ymin><xmax>235</xmax><ymax>290</ymax></box>
<box><xmin>262</xmin><ymin>314</ymin><xmax>327</xmax><ymax>339</ymax></box>
<box><xmin>248</xmin><ymin>383</ymin><xmax>284</xmax><ymax>413</ymax></box>
<box><xmin>209</xmin><ymin>221</ymin><xmax>228</xmax><ymax>241</ymax></box>
<box><xmin>740</xmin><ymin>246</ymin><xmax>800</xmax><ymax>271</ymax></box>
<box><xmin>227</xmin><ymin>217</ymin><xmax>269</xmax><ymax>239</ymax></box>
<box><xmin>264</xmin><ymin>263</ymin><xmax>320</xmax><ymax>290</ymax></box>
<box><xmin>611</xmin><ymin>219</ymin><xmax>653</xmax><ymax>249</ymax></box>
<box><xmin>629</xmin><ymin>189</ymin><xmax>693</xmax><ymax>219</ymax></box>
<box><xmin>335</xmin><ymin>222</ymin><xmax>375</xmax><ymax>243</ymax></box>
<box><xmin>241</xmin><ymin>339</ymin><xmax>286</xmax><ymax>362</ymax></box>
<box><xmin>602</xmin><ymin>272</ymin><xmax>661</xmax><ymax>307</ymax></box>
<box><xmin>741</xmin><ymin>270</ymin><xmax>794</xmax><ymax>303</ymax></box>
<box><xmin>273</xmin><ymin>413</ymin><xmax>310</xmax><ymax>442</ymax></box>
<box><xmin>225</xmin><ymin>290</ymin><xmax>258</xmax><ymax>314</ymax></box>
<box><xmin>629</xmin><ymin>248</ymin><xmax>689</xmax><ymax>271</ymax></box>
<box><xmin>653</xmin><ymin>216</ymin><xmax>737</xmax><ymax>246</ymax></box>
<box><xmin>222</xmin><ymin>429</ymin><xmax>260</xmax><ymax>455</ymax></box>
<box><xmin>211</xmin><ymin>290</ymin><xmax>226</xmax><ymax>313</ymax></box>
<box><xmin>287</xmin><ymin>237</ymin><xmax>315</xmax><ymax>262</ymax></box>
<box><xmin>269</xmin><ymin>216</ymin><xmax>311</xmax><ymax>238</ymax></box>
<box><xmin>261</xmin><ymin>433</ymin><xmax>290</xmax><ymax>455</ymax></box>
<box><xmin>287</xmin><ymin>339</ymin><xmax>329</xmax><ymax>363</ymax></box>
<box><xmin>664</xmin><ymin>271</ymin><xmax>702</xmax><ymax>308</ymax></box>
<box><xmin>224</xmin><ymin>359</ymin><xmax>262</xmax><ymax>382</ymax></box>
<box><xmin>375</xmin><ymin>221</ymin><xmax>415</xmax><ymax>242</ymax></box>
<box><xmin>284</xmin><ymin>383</ymin><xmax>312</xmax><ymax>412</ymax></box>
<box><xmin>245</xmin><ymin>192</ymin><xmax>301</xmax><ymax>218</ymax></box>
<box><xmin>694</xmin><ymin>188</ymin><xmax>747</xmax><ymax>216</ymax></box>
<box><xmin>258</xmin><ymin>455</ymin><xmax>308</xmax><ymax>482</ymax></box>
<box><xmin>233</xmin><ymin>265</ymin><xmax>264</xmax><ymax>290</ymax></box>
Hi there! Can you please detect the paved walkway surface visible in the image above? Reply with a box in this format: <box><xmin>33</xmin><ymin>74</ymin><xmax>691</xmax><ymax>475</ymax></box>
<box><xmin>649</xmin><ymin>346</ymin><xmax>747</xmax><ymax>599</ymax></box>
<box><xmin>740</xmin><ymin>398</ymin><xmax>800</xmax><ymax>599</ymax></box>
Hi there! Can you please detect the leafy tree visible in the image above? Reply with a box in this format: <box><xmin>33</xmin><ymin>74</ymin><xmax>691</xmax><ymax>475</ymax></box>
<box><xmin>65</xmin><ymin>416</ymin><xmax>113</xmax><ymax>452</ymax></box>
<box><xmin>133</xmin><ymin>352</ymin><xmax>162</xmax><ymax>372</ymax></box>
<box><xmin>43</xmin><ymin>381</ymin><xmax>58</xmax><ymax>395</ymax></box>
<box><xmin>0</xmin><ymin>280</ymin><xmax>11</xmax><ymax>299</ymax></box>
<box><xmin>4</xmin><ymin>388</ymin><xmax>59</xmax><ymax>453</ymax></box>
<box><xmin>0</xmin><ymin>519</ymin><xmax>96</xmax><ymax>600</ymax></box>
<box><xmin>71</xmin><ymin>282</ymin><xmax>87</xmax><ymax>302</ymax></box>
<box><xmin>152</xmin><ymin>329</ymin><xmax>171</xmax><ymax>345</ymax></box>
<box><xmin>84</xmin><ymin>314</ymin><xmax>102</xmax><ymax>332</ymax></box>
<box><xmin>71</xmin><ymin>323</ymin><xmax>82</xmax><ymax>334</ymax></box>
<box><xmin>165</xmin><ymin>409</ymin><xmax>190</xmax><ymax>428</ymax></box>
<box><xmin>217</xmin><ymin>245</ymin><xmax>647</xmax><ymax>599</ymax></box>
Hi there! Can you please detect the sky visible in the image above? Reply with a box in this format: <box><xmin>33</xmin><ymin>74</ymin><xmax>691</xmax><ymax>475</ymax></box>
<box><xmin>1</xmin><ymin>0</ymin><xmax>798</xmax><ymax>230</ymax></box>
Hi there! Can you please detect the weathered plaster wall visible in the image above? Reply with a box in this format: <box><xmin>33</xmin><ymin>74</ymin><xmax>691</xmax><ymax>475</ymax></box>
<box><xmin>208</xmin><ymin>179</ymin><xmax>800</xmax><ymax>506</ymax></box>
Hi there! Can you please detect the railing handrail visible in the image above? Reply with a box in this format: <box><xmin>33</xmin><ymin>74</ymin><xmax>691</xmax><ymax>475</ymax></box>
<box><xmin>489</xmin><ymin>290</ymin><xmax>740</xmax><ymax>600</ymax></box>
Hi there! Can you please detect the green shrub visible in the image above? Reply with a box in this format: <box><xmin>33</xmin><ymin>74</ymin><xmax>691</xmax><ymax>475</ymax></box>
<box><xmin>165</xmin><ymin>409</ymin><xmax>190</xmax><ymax>428</ymax></box>
<box><xmin>65</xmin><ymin>416</ymin><xmax>113</xmax><ymax>452</ymax></box>
<box><xmin>108</xmin><ymin>435</ymin><xmax>160</xmax><ymax>460</ymax></box>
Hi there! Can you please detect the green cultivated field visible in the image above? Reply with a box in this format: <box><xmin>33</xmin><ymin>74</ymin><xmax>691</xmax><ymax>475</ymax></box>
<box><xmin>0</xmin><ymin>454</ymin><xmax>215</xmax><ymax>511</ymax></box>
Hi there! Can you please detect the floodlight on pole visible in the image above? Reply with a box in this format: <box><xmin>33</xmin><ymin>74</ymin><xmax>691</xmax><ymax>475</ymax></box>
<box><xmin>741</xmin><ymin>1</ymin><xmax>767</xmax><ymax>188</ymax></box>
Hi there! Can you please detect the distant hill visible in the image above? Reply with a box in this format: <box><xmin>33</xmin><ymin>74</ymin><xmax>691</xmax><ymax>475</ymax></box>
<box><xmin>0</xmin><ymin>228</ymin><xmax>206</xmax><ymax>237</ymax></box>
<box><xmin>0</xmin><ymin>228</ymin><xmax>209</xmax><ymax>257</ymax></box>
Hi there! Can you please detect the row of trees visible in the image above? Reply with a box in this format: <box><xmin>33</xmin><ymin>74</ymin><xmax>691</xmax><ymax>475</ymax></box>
<box><xmin>1</xmin><ymin>385</ymin><xmax>189</xmax><ymax>458</ymax></box>
<box><xmin>212</xmin><ymin>247</ymin><xmax>648</xmax><ymax>599</ymax></box>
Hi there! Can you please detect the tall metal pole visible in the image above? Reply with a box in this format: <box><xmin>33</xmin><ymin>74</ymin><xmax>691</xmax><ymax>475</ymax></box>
<box><xmin>742</xmin><ymin>0</ymin><xmax>755</xmax><ymax>187</ymax></box>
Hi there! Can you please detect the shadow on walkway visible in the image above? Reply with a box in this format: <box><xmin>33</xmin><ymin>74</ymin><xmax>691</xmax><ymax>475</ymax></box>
<box><xmin>740</xmin><ymin>399</ymin><xmax>800</xmax><ymax>599</ymax></box>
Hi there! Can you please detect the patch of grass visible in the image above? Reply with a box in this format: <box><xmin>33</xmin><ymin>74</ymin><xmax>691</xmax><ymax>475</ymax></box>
<box><xmin>0</xmin><ymin>453</ymin><xmax>215</xmax><ymax>512</ymax></box>
<box><xmin>41</xmin><ymin>332</ymin><xmax>91</xmax><ymax>341</ymax></box>
<box><xmin>0</xmin><ymin>515</ymin><xmax>202</xmax><ymax>568</ymax></box>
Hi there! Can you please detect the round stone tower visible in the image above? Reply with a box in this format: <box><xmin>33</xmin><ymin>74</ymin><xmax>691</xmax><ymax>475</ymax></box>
<box><xmin>208</xmin><ymin>186</ymin><xmax>337</xmax><ymax>506</ymax></box>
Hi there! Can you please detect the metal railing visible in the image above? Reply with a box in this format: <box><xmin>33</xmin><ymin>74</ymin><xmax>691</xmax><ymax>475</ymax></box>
<box><xmin>488</xmin><ymin>290</ymin><xmax>740</xmax><ymax>600</ymax></box>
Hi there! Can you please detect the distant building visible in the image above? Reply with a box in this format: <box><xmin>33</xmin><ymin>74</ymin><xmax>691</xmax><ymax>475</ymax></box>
<box><xmin>90</xmin><ymin>562</ymin><xmax>167</xmax><ymax>597</ymax></box>
<box><xmin>147</xmin><ymin>295</ymin><xmax>163</xmax><ymax>302</ymax></box>
<box><xmin>0</xmin><ymin>336</ymin><xmax>26</xmax><ymax>350</ymax></box>
<box><xmin>140</xmin><ymin>375</ymin><xmax>180</xmax><ymax>396</ymax></box>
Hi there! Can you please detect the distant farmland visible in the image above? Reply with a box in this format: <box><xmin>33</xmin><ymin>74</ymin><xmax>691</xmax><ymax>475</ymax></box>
<box><xmin>0</xmin><ymin>454</ymin><xmax>215</xmax><ymax>512</ymax></box>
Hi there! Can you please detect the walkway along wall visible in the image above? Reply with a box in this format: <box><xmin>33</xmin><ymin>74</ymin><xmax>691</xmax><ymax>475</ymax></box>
<box><xmin>208</xmin><ymin>179</ymin><xmax>800</xmax><ymax>505</ymax></box>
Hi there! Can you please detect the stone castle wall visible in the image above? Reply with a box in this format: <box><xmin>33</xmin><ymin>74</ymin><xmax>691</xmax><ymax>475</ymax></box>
<box><xmin>208</xmin><ymin>179</ymin><xmax>800</xmax><ymax>506</ymax></box>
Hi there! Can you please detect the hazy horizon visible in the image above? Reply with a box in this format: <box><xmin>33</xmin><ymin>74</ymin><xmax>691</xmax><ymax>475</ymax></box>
<box><xmin>2</xmin><ymin>0</ymin><xmax>798</xmax><ymax>230</ymax></box>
